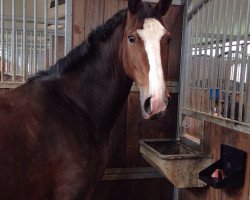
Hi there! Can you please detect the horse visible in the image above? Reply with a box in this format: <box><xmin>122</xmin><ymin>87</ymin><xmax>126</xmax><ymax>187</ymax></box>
<box><xmin>0</xmin><ymin>0</ymin><xmax>172</xmax><ymax>199</ymax></box>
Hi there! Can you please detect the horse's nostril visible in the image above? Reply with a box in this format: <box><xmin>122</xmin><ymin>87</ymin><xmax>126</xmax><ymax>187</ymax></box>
<box><xmin>144</xmin><ymin>97</ymin><xmax>151</xmax><ymax>114</ymax></box>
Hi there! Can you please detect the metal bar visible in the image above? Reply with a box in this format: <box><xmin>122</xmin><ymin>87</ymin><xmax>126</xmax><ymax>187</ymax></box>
<box><xmin>44</xmin><ymin>0</ymin><xmax>48</xmax><ymax>69</ymax></box>
<box><xmin>33</xmin><ymin>0</ymin><xmax>37</xmax><ymax>74</ymax></box>
<box><xmin>178</xmin><ymin>1</ymin><xmax>188</xmax><ymax>140</ymax></box>
<box><xmin>49</xmin><ymin>34</ymin><xmax>53</xmax><ymax>66</ymax></box>
<box><xmin>231</xmin><ymin>0</ymin><xmax>244</xmax><ymax>120</ymax></box>
<box><xmin>224</xmin><ymin>0</ymin><xmax>237</xmax><ymax>118</ymax></box>
<box><xmin>245</xmin><ymin>58</ymin><xmax>250</xmax><ymax>123</ymax></box>
<box><xmin>20</xmin><ymin>30</ymin><xmax>23</xmax><ymax>79</ymax></box>
<box><xmin>15</xmin><ymin>30</ymin><xmax>18</xmax><ymax>76</ymax></box>
<box><xmin>0</xmin><ymin>82</ymin><xmax>23</xmax><ymax>88</ymax></box>
<box><xmin>5</xmin><ymin>29</ymin><xmax>8</xmax><ymax>75</ymax></box>
<box><xmin>211</xmin><ymin>0</ymin><xmax>223</xmax><ymax>116</ymax></box>
<box><xmin>207</xmin><ymin>0</ymin><xmax>217</xmax><ymax>113</ymax></box>
<box><xmin>201</xmin><ymin>1</ymin><xmax>211</xmax><ymax>113</ymax></box>
<box><xmin>191</xmin><ymin>9</ymin><xmax>200</xmax><ymax>110</ymax></box>
<box><xmin>23</xmin><ymin>0</ymin><xmax>27</xmax><ymax>81</ymax></box>
<box><xmin>11</xmin><ymin>0</ymin><xmax>16</xmax><ymax>82</ymax></box>
<box><xmin>196</xmin><ymin>4</ymin><xmax>205</xmax><ymax>111</ymax></box>
<box><xmin>144</xmin><ymin>0</ymin><xmax>184</xmax><ymax>5</ymax></box>
<box><xmin>238</xmin><ymin>1</ymin><xmax>250</xmax><ymax>122</ymax></box>
<box><xmin>3</xmin><ymin>26</ymin><xmax>65</xmax><ymax>36</ymax></box>
<box><xmin>54</xmin><ymin>0</ymin><xmax>58</xmax><ymax>63</ymax></box>
<box><xmin>189</xmin><ymin>17</ymin><xmax>195</xmax><ymax>109</ymax></box>
<box><xmin>189</xmin><ymin>32</ymin><xmax>249</xmax><ymax>43</ymax></box>
<box><xmin>218</xmin><ymin>0</ymin><xmax>229</xmax><ymax>116</ymax></box>
<box><xmin>65</xmin><ymin>0</ymin><xmax>72</xmax><ymax>55</ymax></box>
<box><xmin>38</xmin><ymin>32</ymin><xmax>42</xmax><ymax>71</ymax></box>
<box><xmin>183</xmin><ymin>13</ymin><xmax>193</xmax><ymax>108</ymax></box>
<box><xmin>182</xmin><ymin>107</ymin><xmax>250</xmax><ymax>134</ymax></box>
<box><xmin>2</xmin><ymin>15</ymin><xmax>65</xmax><ymax>26</ymax></box>
<box><xmin>187</xmin><ymin>0</ymin><xmax>209</xmax><ymax>20</ymax></box>
<box><xmin>29</xmin><ymin>31</ymin><xmax>33</xmax><ymax>75</ymax></box>
<box><xmin>0</xmin><ymin>0</ymin><xmax>4</xmax><ymax>82</ymax></box>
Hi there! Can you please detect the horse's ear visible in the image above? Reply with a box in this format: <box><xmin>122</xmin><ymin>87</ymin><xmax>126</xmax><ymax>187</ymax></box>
<box><xmin>128</xmin><ymin>0</ymin><xmax>142</xmax><ymax>14</ymax></box>
<box><xmin>155</xmin><ymin>0</ymin><xmax>172</xmax><ymax>16</ymax></box>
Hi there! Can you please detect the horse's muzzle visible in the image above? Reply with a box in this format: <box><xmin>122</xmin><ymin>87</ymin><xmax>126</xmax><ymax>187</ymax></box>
<box><xmin>142</xmin><ymin>96</ymin><xmax>171</xmax><ymax>119</ymax></box>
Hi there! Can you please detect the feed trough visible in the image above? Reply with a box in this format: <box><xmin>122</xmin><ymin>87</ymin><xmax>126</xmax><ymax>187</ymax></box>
<box><xmin>139</xmin><ymin>139</ymin><xmax>212</xmax><ymax>188</ymax></box>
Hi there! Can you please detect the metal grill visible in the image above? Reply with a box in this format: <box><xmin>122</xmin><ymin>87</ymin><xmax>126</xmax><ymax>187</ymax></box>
<box><xmin>180</xmin><ymin>0</ymin><xmax>250</xmax><ymax>130</ymax></box>
<box><xmin>0</xmin><ymin>0</ymin><xmax>72</xmax><ymax>84</ymax></box>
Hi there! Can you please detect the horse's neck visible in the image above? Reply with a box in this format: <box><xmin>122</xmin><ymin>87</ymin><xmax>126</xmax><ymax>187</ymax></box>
<box><xmin>61</xmin><ymin>24</ymin><xmax>132</xmax><ymax>133</ymax></box>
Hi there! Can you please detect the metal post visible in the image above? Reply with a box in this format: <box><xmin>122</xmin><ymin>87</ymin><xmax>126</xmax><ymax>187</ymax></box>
<box><xmin>245</xmin><ymin>58</ymin><xmax>250</xmax><ymax>123</ymax></box>
<box><xmin>15</xmin><ymin>30</ymin><xmax>18</xmax><ymax>76</ymax></box>
<box><xmin>0</xmin><ymin>0</ymin><xmax>4</xmax><ymax>82</ymax></box>
<box><xmin>238</xmin><ymin>1</ymin><xmax>250</xmax><ymax>122</ymax></box>
<box><xmin>191</xmin><ymin>9</ymin><xmax>200</xmax><ymax>110</ymax></box>
<box><xmin>218</xmin><ymin>0</ymin><xmax>229</xmax><ymax>116</ymax></box>
<box><xmin>23</xmin><ymin>0</ymin><xmax>27</xmax><ymax>81</ymax></box>
<box><xmin>49</xmin><ymin>34</ymin><xmax>53</xmax><ymax>66</ymax></box>
<box><xmin>196</xmin><ymin>4</ymin><xmax>205</xmax><ymax>111</ymax></box>
<box><xmin>65</xmin><ymin>0</ymin><xmax>72</xmax><ymax>55</ymax></box>
<box><xmin>201</xmin><ymin>1</ymin><xmax>211</xmax><ymax>113</ymax></box>
<box><xmin>211</xmin><ymin>0</ymin><xmax>223</xmax><ymax>116</ymax></box>
<box><xmin>54</xmin><ymin>0</ymin><xmax>58</xmax><ymax>63</ymax></box>
<box><xmin>29</xmin><ymin>31</ymin><xmax>33</xmax><ymax>75</ymax></box>
<box><xmin>11</xmin><ymin>0</ymin><xmax>16</xmax><ymax>82</ymax></box>
<box><xmin>20</xmin><ymin>30</ymin><xmax>23</xmax><ymax>78</ymax></box>
<box><xmin>39</xmin><ymin>32</ymin><xmax>42</xmax><ymax>71</ymax></box>
<box><xmin>224</xmin><ymin>0</ymin><xmax>237</xmax><ymax>118</ymax></box>
<box><xmin>207</xmin><ymin>0</ymin><xmax>217</xmax><ymax>113</ymax></box>
<box><xmin>44</xmin><ymin>0</ymin><xmax>47</xmax><ymax>69</ymax></box>
<box><xmin>231</xmin><ymin>0</ymin><xmax>244</xmax><ymax>120</ymax></box>
<box><xmin>33</xmin><ymin>0</ymin><xmax>37</xmax><ymax>74</ymax></box>
<box><xmin>5</xmin><ymin>29</ymin><xmax>8</xmax><ymax>75</ymax></box>
<box><xmin>184</xmin><ymin>17</ymin><xmax>193</xmax><ymax>109</ymax></box>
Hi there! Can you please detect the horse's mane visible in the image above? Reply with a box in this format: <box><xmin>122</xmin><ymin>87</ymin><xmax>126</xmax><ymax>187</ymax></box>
<box><xmin>28</xmin><ymin>9</ymin><xmax>128</xmax><ymax>82</ymax></box>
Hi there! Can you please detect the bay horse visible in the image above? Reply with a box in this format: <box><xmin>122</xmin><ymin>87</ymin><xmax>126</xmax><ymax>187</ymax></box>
<box><xmin>0</xmin><ymin>0</ymin><xmax>172</xmax><ymax>199</ymax></box>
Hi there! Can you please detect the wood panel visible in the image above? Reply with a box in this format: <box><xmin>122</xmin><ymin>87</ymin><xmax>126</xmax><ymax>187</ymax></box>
<box><xmin>72</xmin><ymin>0</ymin><xmax>86</xmax><ymax>48</ymax></box>
<box><xmin>104</xmin><ymin>0</ymin><xmax>119</xmax><ymax>21</ymax></box>
<box><xmin>163</xmin><ymin>5</ymin><xmax>184</xmax><ymax>82</ymax></box>
<box><xmin>84</xmin><ymin>0</ymin><xmax>105</xmax><ymax>36</ymax></box>
<box><xmin>91</xmin><ymin>178</ymin><xmax>174</xmax><ymax>200</ymax></box>
<box><xmin>179</xmin><ymin>122</ymin><xmax>250</xmax><ymax>200</ymax></box>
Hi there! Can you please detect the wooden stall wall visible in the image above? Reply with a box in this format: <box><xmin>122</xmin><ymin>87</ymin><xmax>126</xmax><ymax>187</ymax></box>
<box><xmin>179</xmin><ymin>123</ymin><xmax>250</xmax><ymax>200</ymax></box>
<box><xmin>72</xmin><ymin>0</ymin><xmax>183</xmax><ymax>199</ymax></box>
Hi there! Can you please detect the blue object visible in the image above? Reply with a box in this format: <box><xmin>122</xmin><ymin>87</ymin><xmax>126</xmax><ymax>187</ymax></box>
<box><xmin>210</xmin><ymin>88</ymin><xmax>213</xmax><ymax>100</ymax></box>
<box><xmin>210</xmin><ymin>88</ymin><xmax>219</xmax><ymax>100</ymax></box>
<box><xmin>215</xmin><ymin>88</ymin><xmax>219</xmax><ymax>99</ymax></box>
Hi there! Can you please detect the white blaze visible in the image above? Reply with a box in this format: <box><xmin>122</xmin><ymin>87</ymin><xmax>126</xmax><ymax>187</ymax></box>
<box><xmin>137</xmin><ymin>18</ymin><xmax>166</xmax><ymax>112</ymax></box>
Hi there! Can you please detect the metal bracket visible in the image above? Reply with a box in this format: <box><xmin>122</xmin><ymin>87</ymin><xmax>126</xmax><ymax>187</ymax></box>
<box><xmin>142</xmin><ymin>0</ymin><xmax>185</xmax><ymax>5</ymax></box>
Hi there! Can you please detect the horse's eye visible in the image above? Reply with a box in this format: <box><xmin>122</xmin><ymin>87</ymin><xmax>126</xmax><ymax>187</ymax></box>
<box><xmin>128</xmin><ymin>35</ymin><xmax>136</xmax><ymax>43</ymax></box>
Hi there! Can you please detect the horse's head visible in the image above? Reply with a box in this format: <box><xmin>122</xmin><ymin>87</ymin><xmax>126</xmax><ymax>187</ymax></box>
<box><xmin>122</xmin><ymin>0</ymin><xmax>172</xmax><ymax>119</ymax></box>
